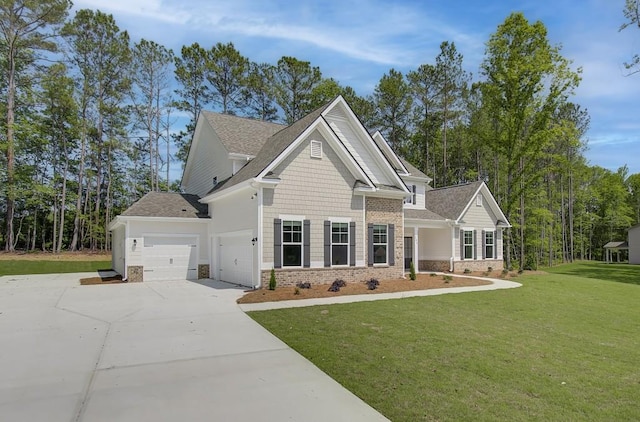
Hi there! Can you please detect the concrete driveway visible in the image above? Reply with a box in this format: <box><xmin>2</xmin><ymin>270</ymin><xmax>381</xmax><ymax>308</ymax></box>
<box><xmin>0</xmin><ymin>273</ymin><xmax>388</xmax><ymax>422</ymax></box>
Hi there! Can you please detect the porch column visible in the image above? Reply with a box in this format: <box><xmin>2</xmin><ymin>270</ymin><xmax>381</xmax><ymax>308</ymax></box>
<box><xmin>413</xmin><ymin>227</ymin><xmax>419</xmax><ymax>271</ymax></box>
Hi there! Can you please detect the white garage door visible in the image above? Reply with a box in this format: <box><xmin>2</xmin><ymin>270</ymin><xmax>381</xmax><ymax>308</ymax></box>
<box><xmin>143</xmin><ymin>236</ymin><xmax>198</xmax><ymax>281</ymax></box>
<box><xmin>219</xmin><ymin>235</ymin><xmax>253</xmax><ymax>287</ymax></box>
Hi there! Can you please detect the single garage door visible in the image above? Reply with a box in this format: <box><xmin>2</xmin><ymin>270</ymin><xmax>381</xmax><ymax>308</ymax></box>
<box><xmin>143</xmin><ymin>235</ymin><xmax>198</xmax><ymax>281</ymax></box>
<box><xmin>219</xmin><ymin>234</ymin><xmax>253</xmax><ymax>287</ymax></box>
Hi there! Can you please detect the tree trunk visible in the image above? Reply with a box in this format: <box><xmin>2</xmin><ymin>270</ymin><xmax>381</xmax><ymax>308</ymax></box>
<box><xmin>70</xmin><ymin>112</ymin><xmax>87</xmax><ymax>251</ymax></box>
<box><xmin>57</xmin><ymin>160</ymin><xmax>68</xmax><ymax>254</ymax></box>
<box><xmin>4</xmin><ymin>45</ymin><xmax>17</xmax><ymax>251</ymax></box>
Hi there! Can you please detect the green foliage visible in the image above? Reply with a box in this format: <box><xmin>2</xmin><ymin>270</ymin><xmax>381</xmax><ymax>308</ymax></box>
<box><xmin>373</xmin><ymin>68</ymin><xmax>412</xmax><ymax>153</ymax></box>
<box><xmin>272</xmin><ymin>56</ymin><xmax>322</xmax><ymax>124</ymax></box>
<box><xmin>0</xmin><ymin>258</ymin><xmax>111</xmax><ymax>276</ymax></box>
<box><xmin>409</xmin><ymin>261</ymin><xmax>416</xmax><ymax>280</ymax></box>
<box><xmin>207</xmin><ymin>42</ymin><xmax>248</xmax><ymax>114</ymax></box>
<box><xmin>268</xmin><ymin>268</ymin><xmax>276</xmax><ymax>290</ymax></box>
<box><xmin>620</xmin><ymin>0</ymin><xmax>640</xmax><ymax>73</ymax></box>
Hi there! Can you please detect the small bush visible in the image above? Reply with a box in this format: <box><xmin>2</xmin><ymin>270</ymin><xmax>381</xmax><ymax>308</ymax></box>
<box><xmin>297</xmin><ymin>282</ymin><xmax>311</xmax><ymax>289</ymax></box>
<box><xmin>463</xmin><ymin>268</ymin><xmax>471</xmax><ymax>274</ymax></box>
<box><xmin>294</xmin><ymin>287</ymin><xmax>300</xmax><ymax>295</ymax></box>
<box><xmin>487</xmin><ymin>266</ymin><xmax>493</xmax><ymax>272</ymax></box>
<box><xmin>366</xmin><ymin>278</ymin><xmax>379</xmax><ymax>290</ymax></box>
<box><xmin>409</xmin><ymin>261</ymin><xmax>416</xmax><ymax>280</ymax></box>
<box><xmin>502</xmin><ymin>269</ymin><xmax>509</xmax><ymax>276</ymax></box>
<box><xmin>268</xmin><ymin>268</ymin><xmax>277</xmax><ymax>290</ymax></box>
<box><xmin>328</xmin><ymin>279</ymin><xmax>347</xmax><ymax>292</ymax></box>
<box><xmin>443</xmin><ymin>275</ymin><xmax>453</xmax><ymax>283</ymax></box>
<box><xmin>430</xmin><ymin>273</ymin><xmax>437</xmax><ymax>277</ymax></box>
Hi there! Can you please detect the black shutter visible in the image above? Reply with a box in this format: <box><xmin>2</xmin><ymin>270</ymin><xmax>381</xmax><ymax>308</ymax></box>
<box><xmin>349</xmin><ymin>222</ymin><xmax>356</xmax><ymax>266</ymax></box>
<box><xmin>324</xmin><ymin>220</ymin><xmax>331</xmax><ymax>267</ymax></box>
<box><xmin>473</xmin><ymin>229</ymin><xmax>477</xmax><ymax>260</ymax></box>
<box><xmin>388</xmin><ymin>224</ymin><xmax>395</xmax><ymax>266</ymax></box>
<box><xmin>412</xmin><ymin>185</ymin><xmax>416</xmax><ymax>205</ymax></box>
<box><xmin>460</xmin><ymin>229</ymin><xmax>464</xmax><ymax>260</ymax></box>
<box><xmin>303</xmin><ymin>220</ymin><xmax>310</xmax><ymax>268</ymax></box>
<box><xmin>482</xmin><ymin>230</ymin><xmax>486</xmax><ymax>259</ymax></box>
<box><xmin>367</xmin><ymin>223</ymin><xmax>374</xmax><ymax>266</ymax></box>
<box><xmin>274</xmin><ymin>219</ymin><xmax>282</xmax><ymax>269</ymax></box>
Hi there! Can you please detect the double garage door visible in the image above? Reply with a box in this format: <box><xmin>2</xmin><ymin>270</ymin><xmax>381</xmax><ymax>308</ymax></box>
<box><xmin>219</xmin><ymin>234</ymin><xmax>253</xmax><ymax>288</ymax></box>
<box><xmin>142</xmin><ymin>235</ymin><xmax>198</xmax><ymax>281</ymax></box>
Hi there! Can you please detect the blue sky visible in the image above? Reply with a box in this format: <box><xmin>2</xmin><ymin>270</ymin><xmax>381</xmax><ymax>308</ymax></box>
<box><xmin>74</xmin><ymin>0</ymin><xmax>640</xmax><ymax>176</ymax></box>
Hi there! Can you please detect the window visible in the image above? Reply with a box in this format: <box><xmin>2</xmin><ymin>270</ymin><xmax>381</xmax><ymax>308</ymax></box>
<box><xmin>373</xmin><ymin>224</ymin><xmax>388</xmax><ymax>264</ymax></box>
<box><xmin>463</xmin><ymin>230</ymin><xmax>474</xmax><ymax>260</ymax></box>
<box><xmin>404</xmin><ymin>184</ymin><xmax>417</xmax><ymax>205</ymax></box>
<box><xmin>331</xmin><ymin>222</ymin><xmax>349</xmax><ymax>265</ymax></box>
<box><xmin>310</xmin><ymin>140</ymin><xmax>322</xmax><ymax>158</ymax></box>
<box><xmin>282</xmin><ymin>220</ymin><xmax>302</xmax><ymax>266</ymax></box>
<box><xmin>485</xmin><ymin>231</ymin><xmax>495</xmax><ymax>259</ymax></box>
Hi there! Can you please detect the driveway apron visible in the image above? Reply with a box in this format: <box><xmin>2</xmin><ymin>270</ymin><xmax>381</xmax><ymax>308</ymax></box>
<box><xmin>0</xmin><ymin>274</ymin><xmax>388</xmax><ymax>422</ymax></box>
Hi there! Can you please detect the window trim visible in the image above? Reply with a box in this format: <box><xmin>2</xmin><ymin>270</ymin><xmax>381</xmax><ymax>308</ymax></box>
<box><xmin>331</xmin><ymin>221</ymin><xmax>349</xmax><ymax>267</ymax></box>
<box><xmin>373</xmin><ymin>224</ymin><xmax>388</xmax><ymax>265</ymax></box>
<box><xmin>463</xmin><ymin>229</ymin><xmax>474</xmax><ymax>260</ymax></box>
<box><xmin>282</xmin><ymin>219</ymin><xmax>303</xmax><ymax>267</ymax></box>
<box><xmin>484</xmin><ymin>229</ymin><xmax>496</xmax><ymax>259</ymax></box>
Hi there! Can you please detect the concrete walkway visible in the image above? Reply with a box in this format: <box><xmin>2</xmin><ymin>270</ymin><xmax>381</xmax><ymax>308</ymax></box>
<box><xmin>240</xmin><ymin>274</ymin><xmax>522</xmax><ymax>311</ymax></box>
<box><xmin>0</xmin><ymin>273</ymin><xmax>389</xmax><ymax>422</ymax></box>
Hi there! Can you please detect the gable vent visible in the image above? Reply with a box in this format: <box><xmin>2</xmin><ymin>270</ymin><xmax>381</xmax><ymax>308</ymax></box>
<box><xmin>310</xmin><ymin>140</ymin><xmax>322</xmax><ymax>158</ymax></box>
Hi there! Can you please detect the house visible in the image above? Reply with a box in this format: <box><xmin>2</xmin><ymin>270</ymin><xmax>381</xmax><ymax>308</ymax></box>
<box><xmin>109</xmin><ymin>96</ymin><xmax>510</xmax><ymax>286</ymax></box>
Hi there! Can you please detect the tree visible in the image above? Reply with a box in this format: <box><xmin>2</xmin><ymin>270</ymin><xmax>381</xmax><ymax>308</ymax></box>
<box><xmin>130</xmin><ymin>39</ymin><xmax>174</xmax><ymax>192</ymax></box>
<box><xmin>173</xmin><ymin>42</ymin><xmax>212</xmax><ymax>162</ymax></box>
<box><xmin>242</xmin><ymin>62</ymin><xmax>278</xmax><ymax>121</ymax></box>
<box><xmin>207</xmin><ymin>42</ymin><xmax>248</xmax><ymax>114</ymax></box>
<box><xmin>620</xmin><ymin>0</ymin><xmax>640</xmax><ymax>74</ymax></box>
<box><xmin>373</xmin><ymin>68</ymin><xmax>412</xmax><ymax>153</ymax></box>
<box><xmin>408</xmin><ymin>64</ymin><xmax>440</xmax><ymax>181</ymax></box>
<box><xmin>272</xmin><ymin>56</ymin><xmax>321</xmax><ymax>124</ymax></box>
<box><xmin>0</xmin><ymin>0</ymin><xmax>71</xmax><ymax>251</ymax></box>
<box><xmin>480</xmin><ymin>12</ymin><xmax>581</xmax><ymax>270</ymax></box>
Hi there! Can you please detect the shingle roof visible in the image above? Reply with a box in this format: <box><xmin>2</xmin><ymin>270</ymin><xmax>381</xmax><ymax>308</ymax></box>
<box><xmin>424</xmin><ymin>181</ymin><xmax>483</xmax><ymax>220</ymax></box>
<box><xmin>404</xmin><ymin>208</ymin><xmax>445</xmax><ymax>220</ymax></box>
<box><xmin>399</xmin><ymin>157</ymin><xmax>430</xmax><ymax>179</ymax></box>
<box><xmin>206</xmin><ymin>103</ymin><xmax>331</xmax><ymax>195</ymax></box>
<box><xmin>201</xmin><ymin>111</ymin><xmax>285</xmax><ymax>156</ymax></box>
<box><xmin>603</xmin><ymin>241</ymin><xmax>629</xmax><ymax>249</ymax></box>
<box><xmin>122</xmin><ymin>192</ymin><xmax>209</xmax><ymax>218</ymax></box>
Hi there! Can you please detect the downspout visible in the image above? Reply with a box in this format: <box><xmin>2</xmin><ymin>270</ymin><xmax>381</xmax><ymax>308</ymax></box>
<box><xmin>448</xmin><ymin>220</ymin><xmax>454</xmax><ymax>272</ymax></box>
<box><xmin>124</xmin><ymin>220</ymin><xmax>129</xmax><ymax>281</ymax></box>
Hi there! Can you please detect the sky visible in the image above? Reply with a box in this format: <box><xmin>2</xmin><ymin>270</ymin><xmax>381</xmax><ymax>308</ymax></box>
<box><xmin>73</xmin><ymin>0</ymin><xmax>640</xmax><ymax>177</ymax></box>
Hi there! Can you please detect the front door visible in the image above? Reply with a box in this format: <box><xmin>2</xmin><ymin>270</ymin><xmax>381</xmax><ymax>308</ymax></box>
<box><xmin>404</xmin><ymin>237</ymin><xmax>413</xmax><ymax>270</ymax></box>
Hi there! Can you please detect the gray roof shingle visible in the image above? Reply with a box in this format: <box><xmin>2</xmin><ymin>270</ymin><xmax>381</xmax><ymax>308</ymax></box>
<box><xmin>399</xmin><ymin>157</ymin><xmax>430</xmax><ymax>179</ymax></box>
<box><xmin>122</xmin><ymin>192</ymin><xmax>209</xmax><ymax>218</ymax></box>
<box><xmin>206</xmin><ymin>103</ymin><xmax>331</xmax><ymax>195</ymax></box>
<box><xmin>424</xmin><ymin>181</ymin><xmax>483</xmax><ymax>220</ymax></box>
<box><xmin>201</xmin><ymin>111</ymin><xmax>286</xmax><ymax>156</ymax></box>
<box><xmin>404</xmin><ymin>208</ymin><xmax>445</xmax><ymax>220</ymax></box>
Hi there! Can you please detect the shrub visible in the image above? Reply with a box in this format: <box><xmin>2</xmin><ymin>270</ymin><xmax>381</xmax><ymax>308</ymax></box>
<box><xmin>443</xmin><ymin>275</ymin><xmax>452</xmax><ymax>283</ymax></box>
<box><xmin>487</xmin><ymin>266</ymin><xmax>493</xmax><ymax>272</ymax></box>
<box><xmin>366</xmin><ymin>278</ymin><xmax>379</xmax><ymax>290</ymax></box>
<box><xmin>463</xmin><ymin>268</ymin><xmax>471</xmax><ymax>274</ymax></box>
<box><xmin>501</xmin><ymin>269</ymin><xmax>509</xmax><ymax>276</ymax></box>
<box><xmin>294</xmin><ymin>287</ymin><xmax>300</xmax><ymax>295</ymax></box>
<box><xmin>328</xmin><ymin>279</ymin><xmax>347</xmax><ymax>292</ymax></box>
<box><xmin>297</xmin><ymin>282</ymin><xmax>311</xmax><ymax>289</ymax></box>
<box><xmin>268</xmin><ymin>268</ymin><xmax>277</xmax><ymax>290</ymax></box>
<box><xmin>430</xmin><ymin>273</ymin><xmax>437</xmax><ymax>277</ymax></box>
<box><xmin>409</xmin><ymin>261</ymin><xmax>416</xmax><ymax>280</ymax></box>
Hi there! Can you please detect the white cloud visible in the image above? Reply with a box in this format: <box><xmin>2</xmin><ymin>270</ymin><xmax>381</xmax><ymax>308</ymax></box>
<box><xmin>73</xmin><ymin>0</ymin><xmax>190</xmax><ymax>24</ymax></box>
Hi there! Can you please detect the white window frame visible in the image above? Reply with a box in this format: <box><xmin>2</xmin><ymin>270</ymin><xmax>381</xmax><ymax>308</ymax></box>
<box><xmin>331</xmin><ymin>222</ymin><xmax>349</xmax><ymax>266</ymax></box>
<box><xmin>282</xmin><ymin>220</ymin><xmax>303</xmax><ymax>267</ymax></box>
<box><xmin>463</xmin><ymin>230</ymin><xmax>474</xmax><ymax>260</ymax></box>
<box><xmin>485</xmin><ymin>230</ymin><xmax>495</xmax><ymax>259</ymax></box>
<box><xmin>373</xmin><ymin>224</ymin><xmax>388</xmax><ymax>264</ymax></box>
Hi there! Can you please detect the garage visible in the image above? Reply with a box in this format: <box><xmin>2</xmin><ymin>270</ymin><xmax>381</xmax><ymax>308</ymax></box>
<box><xmin>219</xmin><ymin>234</ymin><xmax>254</xmax><ymax>287</ymax></box>
<box><xmin>142</xmin><ymin>235</ymin><xmax>198</xmax><ymax>281</ymax></box>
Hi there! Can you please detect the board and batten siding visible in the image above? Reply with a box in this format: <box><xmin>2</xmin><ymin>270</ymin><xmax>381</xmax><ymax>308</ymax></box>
<box><xmin>324</xmin><ymin>107</ymin><xmax>392</xmax><ymax>186</ymax></box>
<box><xmin>262</xmin><ymin>130</ymin><xmax>364</xmax><ymax>269</ymax></box>
<box><xmin>182</xmin><ymin>118</ymin><xmax>232</xmax><ymax>198</ymax></box>
<box><xmin>455</xmin><ymin>195</ymin><xmax>503</xmax><ymax>260</ymax></box>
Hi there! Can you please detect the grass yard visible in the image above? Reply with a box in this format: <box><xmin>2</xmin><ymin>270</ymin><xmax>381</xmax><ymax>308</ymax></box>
<box><xmin>0</xmin><ymin>252</ymin><xmax>111</xmax><ymax>276</ymax></box>
<box><xmin>249</xmin><ymin>263</ymin><xmax>640</xmax><ymax>421</ymax></box>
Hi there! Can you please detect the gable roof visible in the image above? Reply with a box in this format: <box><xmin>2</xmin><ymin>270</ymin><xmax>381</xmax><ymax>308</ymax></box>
<box><xmin>204</xmin><ymin>103</ymin><xmax>332</xmax><ymax>196</ymax></box>
<box><xmin>201</xmin><ymin>111</ymin><xmax>285</xmax><ymax>156</ymax></box>
<box><xmin>399</xmin><ymin>157</ymin><xmax>430</xmax><ymax>180</ymax></box>
<box><xmin>424</xmin><ymin>181</ymin><xmax>484</xmax><ymax>220</ymax></box>
<box><xmin>604</xmin><ymin>241</ymin><xmax>629</xmax><ymax>249</ymax></box>
<box><xmin>121</xmin><ymin>192</ymin><xmax>209</xmax><ymax>218</ymax></box>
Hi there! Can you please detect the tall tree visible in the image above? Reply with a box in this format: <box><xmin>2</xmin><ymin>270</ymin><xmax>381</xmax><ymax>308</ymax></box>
<box><xmin>0</xmin><ymin>0</ymin><xmax>71</xmax><ymax>251</ymax></box>
<box><xmin>480</xmin><ymin>12</ymin><xmax>581</xmax><ymax>270</ymax></box>
<box><xmin>620</xmin><ymin>0</ymin><xmax>640</xmax><ymax>74</ymax></box>
<box><xmin>130</xmin><ymin>39</ymin><xmax>174</xmax><ymax>192</ymax></box>
<box><xmin>207</xmin><ymin>42</ymin><xmax>248</xmax><ymax>114</ymax></box>
<box><xmin>242</xmin><ymin>62</ymin><xmax>278</xmax><ymax>121</ymax></box>
<box><xmin>173</xmin><ymin>42</ymin><xmax>212</xmax><ymax>162</ymax></box>
<box><xmin>272</xmin><ymin>56</ymin><xmax>321</xmax><ymax>124</ymax></box>
<box><xmin>373</xmin><ymin>68</ymin><xmax>412</xmax><ymax>153</ymax></box>
<box><xmin>408</xmin><ymin>64</ymin><xmax>440</xmax><ymax>181</ymax></box>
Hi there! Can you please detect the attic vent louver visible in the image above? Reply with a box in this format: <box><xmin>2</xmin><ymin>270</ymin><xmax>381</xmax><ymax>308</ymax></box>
<box><xmin>310</xmin><ymin>140</ymin><xmax>322</xmax><ymax>158</ymax></box>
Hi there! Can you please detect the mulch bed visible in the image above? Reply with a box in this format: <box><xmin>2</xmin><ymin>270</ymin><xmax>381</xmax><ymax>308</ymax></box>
<box><xmin>237</xmin><ymin>272</ymin><xmax>502</xmax><ymax>304</ymax></box>
<box><xmin>79</xmin><ymin>274</ymin><xmax>125</xmax><ymax>285</ymax></box>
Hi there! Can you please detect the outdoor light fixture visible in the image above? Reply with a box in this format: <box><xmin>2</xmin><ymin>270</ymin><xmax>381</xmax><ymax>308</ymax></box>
<box><xmin>251</xmin><ymin>237</ymin><xmax>258</xmax><ymax>246</ymax></box>
<box><xmin>133</xmin><ymin>239</ymin><xmax>137</xmax><ymax>245</ymax></box>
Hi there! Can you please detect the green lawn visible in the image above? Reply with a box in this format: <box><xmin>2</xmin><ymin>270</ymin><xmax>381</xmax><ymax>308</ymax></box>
<box><xmin>0</xmin><ymin>259</ymin><xmax>111</xmax><ymax>276</ymax></box>
<box><xmin>249</xmin><ymin>263</ymin><xmax>640</xmax><ymax>421</ymax></box>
